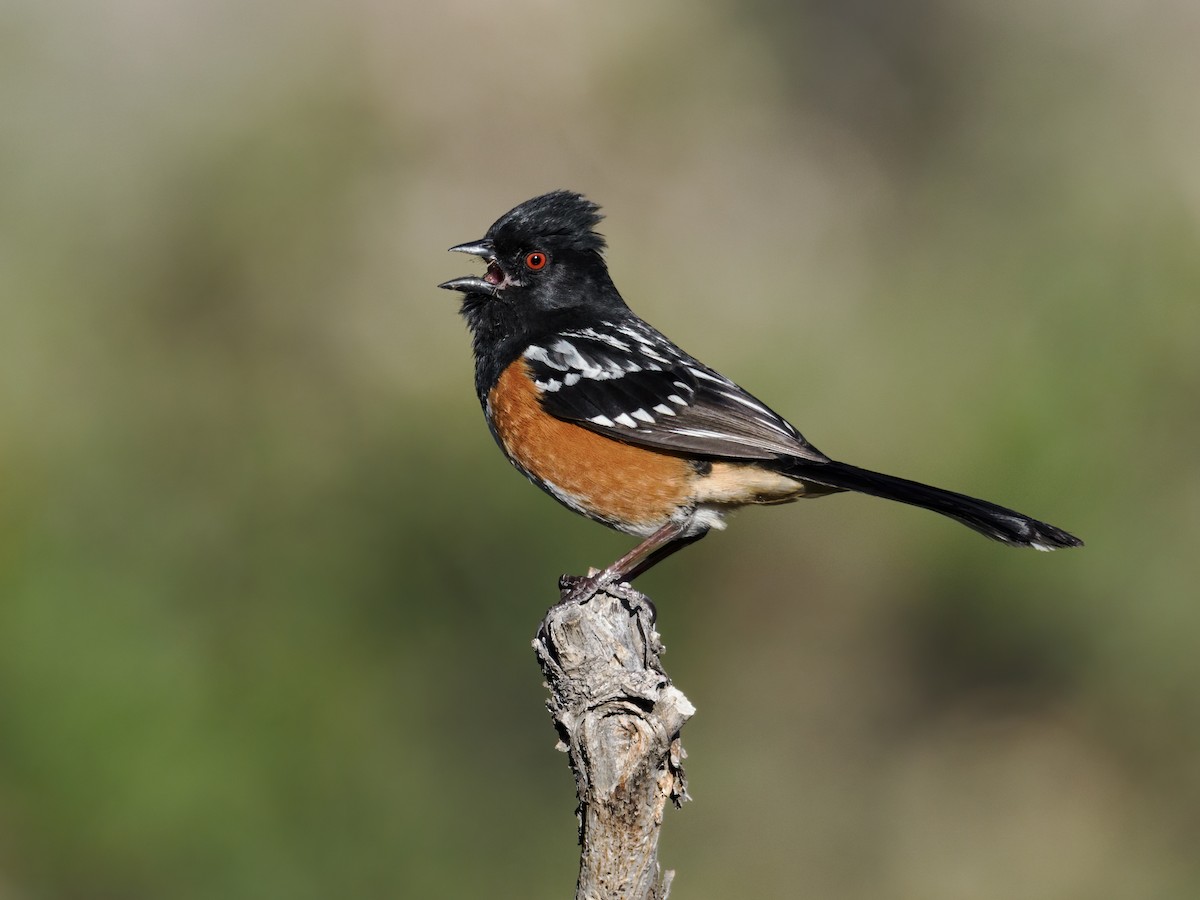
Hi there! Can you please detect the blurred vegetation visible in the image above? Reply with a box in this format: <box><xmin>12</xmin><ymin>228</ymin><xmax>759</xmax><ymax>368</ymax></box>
<box><xmin>2</xmin><ymin>1</ymin><xmax>1198</xmax><ymax>897</ymax></box>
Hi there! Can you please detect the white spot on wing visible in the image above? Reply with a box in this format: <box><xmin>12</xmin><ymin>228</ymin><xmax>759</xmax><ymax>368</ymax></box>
<box><xmin>589</xmin><ymin>414</ymin><xmax>615</xmax><ymax>427</ymax></box>
<box><xmin>552</xmin><ymin>340</ymin><xmax>591</xmax><ymax>372</ymax></box>
<box><xmin>653</xmin><ymin>403</ymin><xmax>676</xmax><ymax>416</ymax></box>
<box><xmin>717</xmin><ymin>389</ymin><xmax>796</xmax><ymax>436</ymax></box>
<box><xmin>687</xmin><ymin>366</ymin><xmax>730</xmax><ymax>386</ymax></box>
<box><xmin>631</xmin><ymin>408</ymin><xmax>655</xmax><ymax>423</ymax></box>
<box><xmin>667</xmin><ymin>394</ymin><xmax>688</xmax><ymax>406</ymax></box>
<box><xmin>614</xmin><ymin>323</ymin><xmax>655</xmax><ymax>346</ymax></box>
<box><xmin>614</xmin><ymin>413</ymin><xmax>638</xmax><ymax>428</ymax></box>
<box><xmin>545</xmin><ymin>338</ymin><xmax>627</xmax><ymax>382</ymax></box>
<box><xmin>565</xmin><ymin>327</ymin><xmax>630</xmax><ymax>351</ymax></box>
<box><xmin>524</xmin><ymin>345</ymin><xmax>563</xmax><ymax>370</ymax></box>
<box><xmin>721</xmin><ymin>390</ymin><xmax>772</xmax><ymax>415</ymax></box>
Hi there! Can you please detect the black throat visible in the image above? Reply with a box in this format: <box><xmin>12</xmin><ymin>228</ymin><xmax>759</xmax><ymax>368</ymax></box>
<box><xmin>459</xmin><ymin>258</ymin><xmax>629</xmax><ymax>402</ymax></box>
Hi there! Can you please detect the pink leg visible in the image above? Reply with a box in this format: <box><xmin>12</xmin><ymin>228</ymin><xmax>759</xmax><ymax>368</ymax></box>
<box><xmin>559</xmin><ymin>517</ymin><xmax>703</xmax><ymax>604</ymax></box>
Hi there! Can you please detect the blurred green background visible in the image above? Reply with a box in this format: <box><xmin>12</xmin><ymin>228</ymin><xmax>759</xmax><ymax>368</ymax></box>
<box><xmin>3</xmin><ymin>1</ymin><xmax>1198</xmax><ymax>897</ymax></box>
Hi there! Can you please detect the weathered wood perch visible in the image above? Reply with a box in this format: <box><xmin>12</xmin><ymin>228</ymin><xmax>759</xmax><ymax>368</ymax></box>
<box><xmin>533</xmin><ymin>579</ymin><xmax>694</xmax><ymax>900</ymax></box>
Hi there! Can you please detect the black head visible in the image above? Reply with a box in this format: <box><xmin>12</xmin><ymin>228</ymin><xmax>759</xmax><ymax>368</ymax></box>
<box><xmin>439</xmin><ymin>191</ymin><xmax>628</xmax><ymax>351</ymax></box>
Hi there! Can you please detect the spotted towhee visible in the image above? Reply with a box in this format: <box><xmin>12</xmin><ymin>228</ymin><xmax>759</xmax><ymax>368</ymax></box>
<box><xmin>440</xmin><ymin>191</ymin><xmax>1082</xmax><ymax>602</ymax></box>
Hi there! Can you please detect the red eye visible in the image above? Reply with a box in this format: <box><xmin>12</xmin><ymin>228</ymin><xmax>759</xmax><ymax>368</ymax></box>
<box><xmin>524</xmin><ymin>251</ymin><xmax>548</xmax><ymax>271</ymax></box>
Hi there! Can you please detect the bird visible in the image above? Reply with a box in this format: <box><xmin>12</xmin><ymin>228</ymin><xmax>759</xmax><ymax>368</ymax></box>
<box><xmin>439</xmin><ymin>190</ymin><xmax>1082</xmax><ymax>602</ymax></box>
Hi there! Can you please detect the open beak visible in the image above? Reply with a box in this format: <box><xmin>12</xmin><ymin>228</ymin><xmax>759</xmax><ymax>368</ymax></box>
<box><xmin>439</xmin><ymin>239</ymin><xmax>499</xmax><ymax>295</ymax></box>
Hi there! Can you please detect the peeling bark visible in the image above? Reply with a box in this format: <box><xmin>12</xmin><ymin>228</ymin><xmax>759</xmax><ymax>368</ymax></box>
<box><xmin>534</xmin><ymin>581</ymin><xmax>693</xmax><ymax>900</ymax></box>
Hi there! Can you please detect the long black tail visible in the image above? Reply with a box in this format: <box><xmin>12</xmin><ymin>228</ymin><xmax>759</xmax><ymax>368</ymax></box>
<box><xmin>785</xmin><ymin>459</ymin><xmax>1083</xmax><ymax>550</ymax></box>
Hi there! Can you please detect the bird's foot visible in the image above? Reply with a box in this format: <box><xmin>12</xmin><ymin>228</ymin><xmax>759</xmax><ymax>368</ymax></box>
<box><xmin>555</xmin><ymin>571</ymin><xmax>656</xmax><ymax>625</ymax></box>
<box><xmin>557</xmin><ymin>568</ymin><xmax>617</xmax><ymax>606</ymax></box>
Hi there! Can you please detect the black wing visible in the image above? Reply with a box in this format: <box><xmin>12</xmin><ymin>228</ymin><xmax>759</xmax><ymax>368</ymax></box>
<box><xmin>524</xmin><ymin>319</ymin><xmax>828</xmax><ymax>463</ymax></box>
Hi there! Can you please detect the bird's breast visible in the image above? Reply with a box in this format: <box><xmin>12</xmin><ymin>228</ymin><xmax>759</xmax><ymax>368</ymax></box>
<box><xmin>486</xmin><ymin>360</ymin><xmax>695</xmax><ymax>536</ymax></box>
